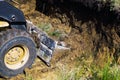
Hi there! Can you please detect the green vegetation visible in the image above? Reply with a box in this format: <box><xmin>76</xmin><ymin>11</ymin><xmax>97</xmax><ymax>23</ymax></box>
<box><xmin>57</xmin><ymin>62</ymin><xmax>120</xmax><ymax>80</ymax></box>
<box><xmin>25</xmin><ymin>72</ymin><xmax>34</xmax><ymax>80</ymax></box>
<box><xmin>25</xmin><ymin>76</ymin><xmax>33</xmax><ymax>80</ymax></box>
<box><xmin>111</xmin><ymin>0</ymin><xmax>120</xmax><ymax>7</ymax></box>
<box><xmin>37</xmin><ymin>22</ymin><xmax>63</xmax><ymax>38</ymax></box>
<box><xmin>37</xmin><ymin>23</ymin><xmax>53</xmax><ymax>33</ymax></box>
<box><xmin>49</xmin><ymin>29</ymin><xmax>62</xmax><ymax>37</ymax></box>
<box><xmin>57</xmin><ymin>49</ymin><xmax>120</xmax><ymax>80</ymax></box>
<box><xmin>90</xmin><ymin>63</ymin><xmax>120</xmax><ymax>80</ymax></box>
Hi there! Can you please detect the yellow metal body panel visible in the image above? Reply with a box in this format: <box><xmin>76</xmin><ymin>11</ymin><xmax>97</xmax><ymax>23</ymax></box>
<box><xmin>0</xmin><ymin>21</ymin><xmax>9</xmax><ymax>27</ymax></box>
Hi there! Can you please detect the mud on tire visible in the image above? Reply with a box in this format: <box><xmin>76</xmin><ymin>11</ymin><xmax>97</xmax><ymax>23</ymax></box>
<box><xmin>0</xmin><ymin>29</ymin><xmax>36</xmax><ymax>78</ymax></box>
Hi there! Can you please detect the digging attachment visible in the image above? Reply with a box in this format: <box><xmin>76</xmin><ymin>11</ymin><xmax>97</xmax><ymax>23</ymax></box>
<box><xmin>27</xmin><ymin>20</ymin><xmax>70</xmax><ymax>66</ymax></box>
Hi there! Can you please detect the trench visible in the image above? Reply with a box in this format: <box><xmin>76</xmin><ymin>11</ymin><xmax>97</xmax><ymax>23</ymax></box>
<box><xmin>36</xmin><ymin>0</ymin><xmax>120</xmax><ymax>61</ymax></box>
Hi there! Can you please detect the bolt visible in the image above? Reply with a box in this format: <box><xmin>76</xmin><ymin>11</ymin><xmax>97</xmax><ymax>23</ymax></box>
<box><xmin>11</xmin><ymin>15</ymin><xmax>16</xmax><ymax>21</ymax></box>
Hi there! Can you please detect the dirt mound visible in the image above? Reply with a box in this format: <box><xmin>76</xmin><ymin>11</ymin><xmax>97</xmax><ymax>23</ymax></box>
<box><xmin>36</xmin><ymin>0</ymin><xmax>120</xmax><ymax>57</ymax></box>
<box><xmin>4</xmin><ymin>0</ymin><xmax>120</xmax><ymax>80</ymax></box>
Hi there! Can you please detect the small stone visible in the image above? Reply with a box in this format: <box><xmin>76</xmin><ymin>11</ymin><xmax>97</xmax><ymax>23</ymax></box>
<box><xmin>41</xmin><ymin>68</ymin><xmax>48</xmax><ymax>73</ymax></box>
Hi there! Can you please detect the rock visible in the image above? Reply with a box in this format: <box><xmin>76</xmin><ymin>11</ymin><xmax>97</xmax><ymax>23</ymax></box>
<box><xmin>41</xmin><ymin>68</ymin><xmax>48</xmax><ymax>73</ymax></box>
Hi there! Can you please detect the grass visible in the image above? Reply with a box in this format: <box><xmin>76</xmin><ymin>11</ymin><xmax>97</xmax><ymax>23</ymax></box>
<box><xmin>109</xmin><ymin>0</ymin><xmax>120</xmax><ymax>11</ymax></box>
<box><xmin>91</xmin><ymin>63</ymin><xmax>120</xmax><ymax>80</ymax></box>
<box><xmin>111</xmin><ymin>0</ymin><xmax>120</xmax><ymax>7</ymax></box>
<box><xmin>57</xmin><ymin>48</ymin><xmax>120</xmax><ymax>80</ymax></box>
<box><xmin>57</xmin><ymin>62</ymin><xmax>120</xmax><ymax>80</ymax></box>
<box><xmin>57</xmin><ymin>66</ymin><xmax>83</xmax><ymax>80</ymax></box>
<box><xmin>37</xmin><ymin>22</ymin><xmax>63</xmax><ymax>38</ymax></box>
<box><xmin>101</xmin><ymin>64</ymin><xmax>120</xmax><ymax>80</ymax></box>
<box><xmin>25</xmin><ymin>73</ymin><xmax>34</xmax><ymax>80</ymax></box>
<box><xmin>49</xmin><ymin>29</ymin><xmax>62</xmax><ymax>37</ymax></box>
<box><xmin>37</xmin><ymin>22</ymin><xmax>53</xmax><ymax>33</ymax></box>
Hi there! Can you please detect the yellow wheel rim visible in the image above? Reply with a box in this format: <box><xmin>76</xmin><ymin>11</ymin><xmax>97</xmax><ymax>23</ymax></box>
<box><xmin>4</xmin><ymin>45</ymin><xmax>29</xmax><ymax>70</ymax></box>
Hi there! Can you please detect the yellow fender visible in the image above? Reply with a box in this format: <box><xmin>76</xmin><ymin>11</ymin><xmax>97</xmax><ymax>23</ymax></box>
<box><xmin>0</xmin><ymin>21</ymin><xmax>9</xmax><ymax>27</ymax></box>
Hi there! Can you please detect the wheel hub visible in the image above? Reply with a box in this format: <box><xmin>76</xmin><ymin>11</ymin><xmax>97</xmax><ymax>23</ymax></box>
<box><xmin>5</xmin><ymin>47</ymin><xmax>24</xmax><ymax>65</ymax></box>
<box><xmin>4</xmin><ymin>45</ymin><xmax>29</xmax><ymax>70</ymax></box>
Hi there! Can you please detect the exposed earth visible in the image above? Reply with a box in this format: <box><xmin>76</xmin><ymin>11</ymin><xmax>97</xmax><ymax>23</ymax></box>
<box><xmin>1</xmin><ymin>0</ymin><xmax>120</xmax><ymax>80</ymax></box>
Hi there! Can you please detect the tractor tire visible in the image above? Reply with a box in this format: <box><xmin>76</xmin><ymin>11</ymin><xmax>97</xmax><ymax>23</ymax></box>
<box><xmin>0</xmin><ymin>29</ymin><xmax>36</xmax><ymax>78</ymax></box>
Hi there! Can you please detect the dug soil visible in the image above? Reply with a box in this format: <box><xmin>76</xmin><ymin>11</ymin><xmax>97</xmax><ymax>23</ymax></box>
<box><xmin>1</xmin><ymin>0</ymin><xmax>120</xmax><ymax>80</ymax></box>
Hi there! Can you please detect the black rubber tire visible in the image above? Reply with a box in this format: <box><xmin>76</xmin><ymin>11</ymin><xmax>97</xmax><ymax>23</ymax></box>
<box><xmin>0</xmin><ymin>29</ymin><xmax>36</xmax><ymax>78</ymax></box>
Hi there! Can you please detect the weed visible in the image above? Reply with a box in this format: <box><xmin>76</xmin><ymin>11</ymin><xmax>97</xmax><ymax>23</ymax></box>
<box><xmin>24</xmin><ymin>69</ymin><xmax>34</xmax><ymax>80</ymax></box>
<box><xmin>90</xmin><ymin>47</ymin><xmax>120</xmax><ymax>80</ymax></box>
<box><xmin>57</xmin><ymin>47</ymin><xmax>120</xmax><ymax>80</ymax></box>
<box><xmin>37</xmin><ymin>22</ymin><xmax>53</xmax><ymax>33</ymax></box>
<box><xmin>101</xmin><ymin>64</ymin><xmax>120</xmax><ymax>80</ymax></box>
<box><xmin>25</xmin><ymin>74</ymin><xmax>33</xmax><ymax>80</ymax></box>
<box><xmin>37</xmin><ymin>23</ymin><xmax>62</xmax><ymax>38</ymax></box>
<box><xmin>111</xmin><ymin>0</ymin><xmax>120</xmax><ymax>7</ymax></box>
<box><xmin>57</xmin><ymin>67</ymin><xmax>83</xmax><ymax>80</ymax></box>
<box><xmin>49</xmin><ymin>29</ymin><xmax>62</xmax><ymax>37</ymax></box>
